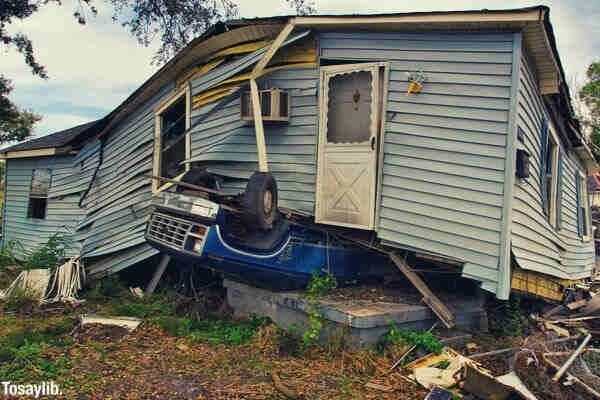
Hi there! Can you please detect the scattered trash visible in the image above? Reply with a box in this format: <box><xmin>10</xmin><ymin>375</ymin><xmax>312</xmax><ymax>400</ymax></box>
<box><xmin>130</xmin><ymin>286</ymin><xmax>144</xmax><ymax>299</ymax></box>
<box><xmin>462</xmin><ymin>362</ymin><xmax>513</xmax><ymax>400</ymax></box>
<box><xmin>465</xmin><ymin>343</ymin><xmax>479</xmax><ymax>353</ymax></box>
<box><xmin>80</xmin><ymin>315</ymin><xmax>142</xmax><ymax>331</ymax></box>
<box><xmin>424</xmin><ymin>386</ymin><xmax>453</xmax><ymax>400</ymax></box>
<box><xmin>496</xmin><ymin>371</ymin><xmax>539</xmax><ymax>400</ymax></box>
<box><xmin>413</xmin><ymin>349</ymin><xmax>469</xmax><ymax>389</ymax></box>
<box><xmin>0</xmin><ymin>268</ymin><xmax>50</xmax><ymax>300</ymax></box>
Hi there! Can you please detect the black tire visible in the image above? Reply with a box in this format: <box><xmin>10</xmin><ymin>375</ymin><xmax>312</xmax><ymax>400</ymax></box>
<box><xmin>177</xmin><ymin>169</ymin><xmax>219</xmax><ymax>193</ymax></box>
<box><xmin>243</xmin><ymin>172</ymin><xmax>278</xmax><ymax>231</ymax></box>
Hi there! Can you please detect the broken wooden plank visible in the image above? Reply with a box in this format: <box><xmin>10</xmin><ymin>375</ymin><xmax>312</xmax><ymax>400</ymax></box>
<box><xmin>542</xmin><ymin>304</ymin><xmax>566</xmax><ymax>319</ymax></box>
<box><xmin>566</xmin><ymin>299</ymin><xmax>588</xmax><ymax>310</ymax></box>
<box><xmin>470</xmin><ymin>336</ymin><xmax>582</xmax><ymax>359</ymax></box>
<box><xmin>545</xmin><ymin>322</ymin><xmax>570</xmax><ymax>337</ymax></box>
<box><xmin>389</xmin><ymin>253</ymin><xmax>454</xmax><ymax>328</ymax></box>
<box><xmin>552</xmin><ymin>334</ymin><xmax>591</xmax><ymax>382</ymax></box>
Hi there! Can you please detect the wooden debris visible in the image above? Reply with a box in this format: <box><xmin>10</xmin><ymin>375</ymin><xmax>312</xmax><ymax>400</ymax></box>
<box><xmin>439</xmin><ymin>334</ymin><xmax>473</xmax><ymax>346</ymax></box>
<box><xmin>465</xmin><ymin>343</ymin><xmax>479</xmax><ymax>353</ymax></box>
<box><xmin>551</xmin><ymin>334</ymin><xmax>591</xmax><ymax>382</ymax></box>
<box><xmin>462</xmin><ymin>363</ymin><xmax>513</xmax><ymax>400</ymax></box>
<box><xmin>365</xmin><ymin>382</ymin><xmax>393</xmax><ymax>392</ymax></box>
<box><xmin>544</xmin><ymin>322</ymin><xmax>570</xmax><ymax>337</ymax></box>
<box><xmin>405</xmin><ymin>352</ymin><xmax>450</xmax><ymax>371</ymax></box>
<box><xmin>566</xmin><ymin>299</ymin><xmax>588</xmax><ymax>310</ymax></box>
<box><xmin>271</xmin><ymin>371</ymin><xmax>299</xmax><ymax>399</ymax></box>
<box><xmin>469</xmin><ymin>336</ymin><xmax>582</xmax><ymax>360</ymax></box>
<box><xmin>581</xmin><ymin>295</ymin><xmax>600</xmax><ymax>316</ymax></box>
<box><xmin>542</xmin><ymin>305</ymin><xmax>566</xmax><ymax>319</ymax></box>
<box><xmin>389</xmin><ymin>253</ymin><xmax>455</xmax><ymax>328</ymax></box>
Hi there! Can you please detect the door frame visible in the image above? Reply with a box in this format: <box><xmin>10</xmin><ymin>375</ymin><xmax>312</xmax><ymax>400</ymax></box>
<box><xmin>315</xmin><ymin>61</ymin><xmax>390</xmax><ymax>230</ymax></box>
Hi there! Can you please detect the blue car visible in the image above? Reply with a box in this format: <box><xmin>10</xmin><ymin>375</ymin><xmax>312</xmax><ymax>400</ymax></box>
<box><xmin>145</xmin><ymin>171</ymin><xmax>392</xmax><ymax>289</ymax></box>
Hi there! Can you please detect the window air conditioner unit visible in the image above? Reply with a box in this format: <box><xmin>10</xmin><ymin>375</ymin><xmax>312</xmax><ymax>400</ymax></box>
<box><xmin>241</xmin><ymin>89</ymin><xmax>290</xmax><ymax>122</ymax></box>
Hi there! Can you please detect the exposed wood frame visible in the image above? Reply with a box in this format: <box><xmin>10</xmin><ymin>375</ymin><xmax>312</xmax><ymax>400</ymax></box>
<box><xmin>249</xmin><ymin>20</ymin><xmax>295</xmax><ymax>172</ymax></box>
<box><xmin>152</xmin><ymin>85</ymin><xmax>191</xmax><ymax>193</ymax></box>
<box><xmin>251</xmin><ymin>22</ymin><xmax>295</xmax><ymax>78</ymax></box>
<box><xmin>497</xmin><ymin>33</ymin><xmax>522</xmax><ymax>300</ymax></box>
<box><xmin>250</xmin><ymin>79</ymin><xmax>268</xmax><ymax>172</ymax></box>
<box><xmin>0</xmin><ymin>147</ymin><xmax>72</xmax><ymax>159</ymax></box>
<box><xmin>389</xmin><ymin>252</ymin><xmax>455</xmax><ymax>328</ymax></box>
<box><xmin>293</xmin><ymin>9</ymin><xmax>541</xmax><ymax>26</ymax></box>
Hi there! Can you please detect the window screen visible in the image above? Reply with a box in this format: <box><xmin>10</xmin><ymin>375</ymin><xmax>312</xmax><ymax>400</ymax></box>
<box><xmin>326</xmin><ymin>71</ymin><xmax>373</xmax><ymax>144</ymax></box>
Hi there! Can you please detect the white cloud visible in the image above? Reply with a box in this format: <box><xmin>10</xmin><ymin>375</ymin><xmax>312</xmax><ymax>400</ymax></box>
<box><xmin>3</xmin><ymin>0</ymin><xmax>599</xmax><ymax>137</ymax></box>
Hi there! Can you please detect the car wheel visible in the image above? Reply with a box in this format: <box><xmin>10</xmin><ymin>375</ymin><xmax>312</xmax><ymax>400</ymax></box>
<box><xmin>243</xmin><ymin>171</ymin><xmax>278</xmax><ymax>230</ymax></box>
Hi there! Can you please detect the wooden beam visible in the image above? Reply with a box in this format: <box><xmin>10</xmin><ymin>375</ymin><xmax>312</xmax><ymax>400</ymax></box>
<box><xmin>250</xmin><ymin>79</ymin><xmax>269</xmax><ymax>172</ymax></box>
<box><xmin>252</xmin><ymin>22</ymin><xmax>294</xmax><ymax>78</ymax></box>
<box><xmin>0</xmin><ymin>148</ymin><xmax>58</xmax><ymax>159</ymax></box>
<box><xmin>389</xmin><ymin>252</ymin><xmax>455</xmax><ymax>328</ymax></box>
<box><xmin>293</xmin><ymin>9</ymin><xmax>541</xmax><ymax>26</ymax></box>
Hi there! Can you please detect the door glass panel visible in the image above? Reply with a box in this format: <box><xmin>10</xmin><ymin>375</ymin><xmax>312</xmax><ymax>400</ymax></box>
<box><xmin>327</xmin><ymin>71</ymin><xmax>372</xmax><ymax>144</ymax></box>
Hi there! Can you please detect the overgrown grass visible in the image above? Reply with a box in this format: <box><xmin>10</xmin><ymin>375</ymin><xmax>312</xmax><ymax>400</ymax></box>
<box><xmin>153</xmin><ymin>315</ymin><xmax>270</xmax><ymax>345</ymax></box>
<box><xmin>0</xmin><ymin>316</ymin><xmax>76</xmax><ymax>381</ymax></box>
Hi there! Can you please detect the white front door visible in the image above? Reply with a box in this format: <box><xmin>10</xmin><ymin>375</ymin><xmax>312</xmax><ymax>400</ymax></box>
<box><xmin>316</xmin><ymin>63</ymin><xmax>381</xmax><ymax>230</ymax></box>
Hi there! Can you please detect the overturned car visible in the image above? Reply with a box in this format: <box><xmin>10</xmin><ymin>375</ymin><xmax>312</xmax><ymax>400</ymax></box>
<box><xmin>145</xmin><ymin>170</ymin><xmax>392</xmax><ymax>289</ymax></box>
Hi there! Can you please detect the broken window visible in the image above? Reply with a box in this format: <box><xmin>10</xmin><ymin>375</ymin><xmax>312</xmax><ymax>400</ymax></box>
<box><xmin>326</xmin><ymin>71</ymin><xmax>372</xmax><ymax>144</ymax></box>
<box><xmin>153</xmin><ymin>87</ymin><xmax>189</xmax><ymax>193</ymax></box>
<box><xmin>27</xmin><ymin>168</ymin><xmax>51</xmax><ymax>219</ymax></box>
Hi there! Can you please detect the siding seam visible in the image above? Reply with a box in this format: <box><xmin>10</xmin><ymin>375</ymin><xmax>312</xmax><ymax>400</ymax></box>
<box><xmin>497</xmin><ymin>32</ymin><xmax>522</xmax><ymax>300</ymax></box>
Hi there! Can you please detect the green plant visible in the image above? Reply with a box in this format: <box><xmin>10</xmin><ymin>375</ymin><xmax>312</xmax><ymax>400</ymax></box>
<box><xmin>502</xmin><ymin>295</ymin><xmax>523</xmax><ymax>337</ymax></box>
<box><xmin>87</xmin><ymin>276</ymin><xmax>127</xmax><ymax>299</ymax></box>
<box><xmin>306</xmin><ymin>269</ymin><xmax>338</xmax><ymax>296</ymax></box>
<box><xmin>300</xmin><ymin>270</ymin><xmax>337</xmax><ymax>349</ymax></box>
<box><xmin>110</xmin><ymin>297</ymin><xmax>176</xmax><ymax>318</ymax></box>
<box><xmin>2</xmin><ymin>286</ymin><xmax>38</xmax><ymax>312</ymax></box>
<box><xmin>0</xmin><ymin>234</ymin><xmax>71</xmax><ymax>270</ymax></box>
<box><xmin>380</xmin><ymin>321</ymin><xmax>443</xmax><ymax>355</ymax></box>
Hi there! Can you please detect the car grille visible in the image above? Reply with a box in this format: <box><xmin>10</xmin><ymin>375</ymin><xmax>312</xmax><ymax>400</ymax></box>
<box><xmin>147</xmin><ymin>212</ymin><xmax>192</xmax><ymax>250</ymax></box>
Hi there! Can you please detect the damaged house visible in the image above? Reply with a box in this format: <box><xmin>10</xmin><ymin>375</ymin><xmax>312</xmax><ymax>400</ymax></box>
<box><xmin>1</xmin><ymin>6</ymin><xmax>597</xmax><ymax>314</ymax></box>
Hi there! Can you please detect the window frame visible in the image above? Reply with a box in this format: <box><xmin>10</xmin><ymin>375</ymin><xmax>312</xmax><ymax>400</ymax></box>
<box><xmin>27</xmin><ymin>168</ymin><xmax>52</xmax><ymax>220</ymax></box>
<box><xmin>152</xmin><ymin>85</ymin><xmax>191</xmax><ymax>194</ymax></box>
<box><xmin>544</xmin><ymin>125</ymin><xmax>560</xmax><ymax>227</ymax></box>
<box><xmin>577</xmin><ymin>170</ymin><xmax>591</xmax><ymax>241</ymax></box>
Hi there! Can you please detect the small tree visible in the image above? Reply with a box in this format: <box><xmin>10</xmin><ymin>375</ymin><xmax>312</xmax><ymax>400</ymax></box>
<box><xmin>579</xmin><ymin>62</ymin><xmax>600</xmax><ymax>156</ymax></box>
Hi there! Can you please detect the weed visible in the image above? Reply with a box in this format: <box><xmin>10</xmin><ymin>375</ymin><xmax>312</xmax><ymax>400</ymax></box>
<box><xmin>380</xmin><ymin>321</ymin><xmax>443</xmax><ymax>355</ymax></box>
<box><xmin>0</xmin><ymin>234</ymin><xmax>71</xmax><ymax>271</ymax></box>
<box><xmin>502</xmin><ymin>295</ymin><xmax>523</xmax><ymax>337</ymax></box>
<box><xmin>110</xmin><ymin>297</ymin><xmax>176</xmax><ymax>318</ymax></box>
<box><xmin>87</xmin><ymin>276</ymin><xmax>127</xmax><ymax>299</ymax></box>
<box><xmin>306</xmin><ymin>269</ymin><xmax>338</xmax><ymax>297</ymax></box>
<box><xmin>438</xmin><ymin>359</ymin><xmax>451</xmax><ymax>369</ymax></box>
<box><xmin>189</xmin><ymin>317</ymin><xmax>270</xmax><ymax>345</ymax></box>
<box><xmin>300</xmin><ymin>270</ymin><xmax>338</xmax><ymax>349</ymax></box>
<box><xmin>2</xmin><ymin>286</ymin><xmax>38</xmax><ymax>313</ymax></box>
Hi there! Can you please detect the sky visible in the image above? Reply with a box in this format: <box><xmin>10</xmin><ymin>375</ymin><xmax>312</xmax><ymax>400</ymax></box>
<box><xmin>2</xmin><ymin>0</ymin><xmax>600</xmax><ymax>140</ymax></box>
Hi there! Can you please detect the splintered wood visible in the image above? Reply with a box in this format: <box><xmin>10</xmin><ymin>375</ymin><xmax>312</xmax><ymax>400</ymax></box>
<box><xmin>389</xmin><ymin>253</ymin><xmax>455</xmax><ymax>328</ymax></box>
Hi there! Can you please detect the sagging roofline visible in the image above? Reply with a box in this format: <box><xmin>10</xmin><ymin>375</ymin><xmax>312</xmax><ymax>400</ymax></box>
<box><xmin>4</xmin><ymin>6</ymin><xmax>590</xmax><ymax>163</ymax></box>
